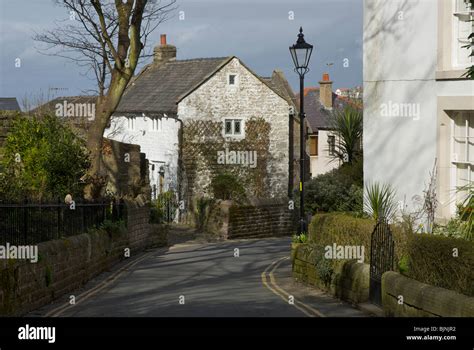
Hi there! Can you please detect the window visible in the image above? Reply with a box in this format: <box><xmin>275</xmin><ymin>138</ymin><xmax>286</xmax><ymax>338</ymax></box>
<box><xmin>451</xmin><ymin>111</ymin><xmax>474</xmax><ymax>203</ymax></box>
<box><xmin>328</xmin><ymin>135</ymin><xmax>336</xmax><ymax>156</ymax></box>
<box><xmin>309</xmin><ymin>135</ymin><xmax>318</xmax><ymax>156</ymax></box>
<box><xmin>224</xmin><ymin>119</ymin><xmax>243</xmax><ymax>136</ymax></box>
<box><xmin>150</xmin><ymin>118</ymin><xmax>162</xmax><ymax>131</ymax></box>
<box><xmin>228</xmin><ymin>73</ymin><xmax>238</xmax><ymax>86</ymax></box>
<box><xmin>453</xmin><ymin>0</ymin><xmax>474</xmax><ymax>68</ymax></box>
<box><xmin>127</xmin><ymin>116</ymin><xmax>136</xmax><ymax>130</ymax></box>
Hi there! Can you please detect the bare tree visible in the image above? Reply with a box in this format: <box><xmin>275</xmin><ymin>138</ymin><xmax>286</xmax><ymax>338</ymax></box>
<box><xmin>34</xmin><ymin>0</ymin><xmax>176</xmax><ymax>198</ymax></box>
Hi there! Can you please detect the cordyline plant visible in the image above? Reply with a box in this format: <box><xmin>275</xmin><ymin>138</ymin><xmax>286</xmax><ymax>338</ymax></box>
<box><xmin>458</xmin><ymin>184</ymin><xmax>473</xmax><ymax>240</ymax></box>
<box><xmin>34</xmin><ymin>0</ymin><xmax>176</xmax><ymax>199</ymax></box>
<box><xmin>329</xmin><ymin>105</ymin><xmax>363</xmax><ymax>165</ymax></box>
<box><xmin>364</xmin><ymin>182</ymin><xmax>398</xmax><ymax>223</ymax></box>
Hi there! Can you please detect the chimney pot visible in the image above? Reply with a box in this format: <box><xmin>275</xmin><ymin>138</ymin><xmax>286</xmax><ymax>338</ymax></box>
<box><xmin>153</xmin><ymin>35</ymin><xmax>176</xmax><ymax>65</ymax></box>
<box><xmin>319</xmin><ymin>73</ymin><xmax>333</xmax><ymax>109</ymax></box>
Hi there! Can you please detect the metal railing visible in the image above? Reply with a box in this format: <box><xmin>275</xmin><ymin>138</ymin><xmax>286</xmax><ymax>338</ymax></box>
<box><xmin>0</xmin><ymin>199</ymin><xmax>126</xmax><ymax>245</ymax></box>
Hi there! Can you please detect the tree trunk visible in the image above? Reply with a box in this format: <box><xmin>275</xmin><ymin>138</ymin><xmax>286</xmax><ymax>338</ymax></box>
<box><xmin>84</xmin><ymin>85</ymin><xmax>125</xmax><ymax>199</ymax></box>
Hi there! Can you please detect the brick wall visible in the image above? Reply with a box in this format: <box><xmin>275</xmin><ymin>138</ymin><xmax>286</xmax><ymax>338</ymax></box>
<box><xmin>0</xmin><ymin>203</ymin><xmax>159</xmax><ymax>316</ymax></box>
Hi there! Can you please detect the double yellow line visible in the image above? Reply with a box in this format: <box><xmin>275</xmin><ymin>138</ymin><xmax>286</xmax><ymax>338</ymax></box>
<box><xmin>261</xmin><ymin>257</ymin><xmax>325</xmax><ymax>318</ymax></box>
<box><xmin>45</xmin><ymin>250</ymin><xmax>155</xmax><ymax>317</ymax></box>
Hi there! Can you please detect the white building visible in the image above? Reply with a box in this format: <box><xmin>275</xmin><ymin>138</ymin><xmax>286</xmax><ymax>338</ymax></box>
<box><xmin>364</xmin><ymin>0</ymin><xmax>474</xmax><ymax>221</ymax></box>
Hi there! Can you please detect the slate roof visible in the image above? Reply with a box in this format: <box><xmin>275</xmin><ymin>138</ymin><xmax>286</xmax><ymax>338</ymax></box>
<box><xmin>31</xmin><ymin>96</ymin><xmax>98</xmax><ymax>140</ymax></box>
<box><xmin>31</xmin><ymin>96</ymin><xmax>97</xmax><ymax>116</ymax></box>
<box><xmin>116</xmin><ymin>57</ymin><xmax>232</xmax><ymax>114</ymax></box>
<box><xmin>115</xmin><ymin>56</ymin><xmax>294</xmax><ymax>115</ymax></box>
<box><xmin>0</xmin><ymin>98</ymin><xmax>20</xmax><ymax>111</ymax></box>
<box><xmin>261</xmin><ymin>70</ymin><xmax>297</xmax><ymax>109</ymax></box>
<box><xmin>299</xmin><ymin>88</ymin><xmax>360</xmax><ymax>132</ymax></box>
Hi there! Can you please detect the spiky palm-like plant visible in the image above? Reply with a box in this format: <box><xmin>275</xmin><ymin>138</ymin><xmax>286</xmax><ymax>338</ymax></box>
<box><xmin>364</xmin><ymin>182</ymin><xmax>398</xmax><ymax>223</ymax></box>
<box><xmin>458</xmin><ymin>184</ymin><xmax>473</xmax><ymax>240</ymax></box>
<box><xmin>329</xmin><ymin>105</ymin><xmax>363</xmax><ymax>164</ymax></box>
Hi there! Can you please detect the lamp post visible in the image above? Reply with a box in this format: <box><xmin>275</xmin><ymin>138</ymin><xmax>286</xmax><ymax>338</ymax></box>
<box><xmin>289</xmin><ymin>27</ymin><xmax>313</xmax><ymax>235</ymax></box>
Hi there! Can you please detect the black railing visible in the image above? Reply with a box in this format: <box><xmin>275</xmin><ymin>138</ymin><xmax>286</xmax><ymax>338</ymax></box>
<box><xmin>0</xmin><ymin>199</ymin><xmax>126</xmax><ymax>245</ymax></box>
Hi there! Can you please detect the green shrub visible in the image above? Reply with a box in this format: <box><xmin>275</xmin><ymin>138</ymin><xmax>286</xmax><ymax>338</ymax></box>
<box><xmin>310</xmin><ymin>244</ymin><xmax>334</xmax><ymax>286</ymax></box>
<box><xmin>433</xmin><ymin>218</ymin><xmax>465</xmax><ymax>239</ymax></box>
<box><xmin>211</xmin><ymin>173</ymin><xmax>246</xmax><ymax>202</ymax></box>
<box><xmin>150</xmin><ymin>191</ymin><xmax>176</xmax><ymax>224</ymax></box>
<box><xmin>0</xmin><ymin>115</ymin><xmax>89</xmax><ymax>201</ymax></box>
<box><xmin>405</xmin><ymin>234</ymin><xmax>474</xmax><ymax>296</ymax></box>
<box><xmin>193</xmin><ymin>196</ymin><xmax>214</xmax><ymax>231</ymax></box>
<box><xmin>458</xmin><ymin>185</ymin><xmax>473</xmax><ymax>241</ymax></box>
<box><xmin>302</xmin><ymin>162</ymin><xmax>363</xmax><ymax>214</ymax></box>
<box><xmin>292</xmin><ymin>233</ymin><xmax>308</xmax><ymax>243</ymax></box>
<box><xmin>398</xmin><ymin>255</ymin><xmax>410</xmax><ymax>274</ymax></box>
<box><xmin>99</xmin><ymin>219</ymin><xmax>126</xmax><ymax>237</ymax></box>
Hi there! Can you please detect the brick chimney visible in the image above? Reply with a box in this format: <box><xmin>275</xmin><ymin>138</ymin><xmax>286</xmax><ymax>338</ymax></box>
<box><xmin>319</xmin><ymin>73</ymin><xmax>333</xmax><ymax>109</ymax></box>
<box><xmin>153</xmin><ymin>34</ymin><xmax>176</xmax><ymax>65</ymax></box>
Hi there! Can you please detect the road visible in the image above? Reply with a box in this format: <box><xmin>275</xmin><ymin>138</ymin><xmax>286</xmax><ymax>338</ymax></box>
<box><xmin>32</xmin><ymin>237</ymin><xmax>367</xmax><ymax>317</ymax></box>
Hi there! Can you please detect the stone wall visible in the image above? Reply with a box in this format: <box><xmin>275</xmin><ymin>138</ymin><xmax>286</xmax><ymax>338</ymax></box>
<box><xmin>291</xmin><ymin>244</ymin><xmax>474</xmax><ymax>316</ymax></box>
<box><xmin>101</xmin><ymin>138</ymin><xmax>151</xmax><ymax>201</ymax></box>
<box><xmin>291</xmin><ymin>243</ymin><xmax>370</xmax><ymax>305</ymax></box>
<box><xmin>0</xmin><ymin>204</ymin><xmax>162</xmax><ymax>316</ymax></box>
<box><xmin>227</xmin><ymin>200</ymin><xmax>294</xmax><ymax>239</ymax></box>
<box><xmin>205</xmin><ymin>199</ymin><xmax>295</xmax><ymax>239</ymax></box>
<box><xmin>382</xmin><ymin>271</ymin><xmax>474</xmax><ymax>317</ymax></box>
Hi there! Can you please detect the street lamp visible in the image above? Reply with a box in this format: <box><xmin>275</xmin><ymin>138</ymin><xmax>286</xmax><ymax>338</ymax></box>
<box><xmin>290</xmin><ymin>27</ymin><xmax>313</xmax><ymax>235</ymax></box>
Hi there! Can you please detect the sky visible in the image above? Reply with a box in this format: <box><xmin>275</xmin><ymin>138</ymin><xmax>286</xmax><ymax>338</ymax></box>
<box><xmin>0</xmin><ymin>0</ymin><xmax>362</xmax><ymax>108</ymax></box>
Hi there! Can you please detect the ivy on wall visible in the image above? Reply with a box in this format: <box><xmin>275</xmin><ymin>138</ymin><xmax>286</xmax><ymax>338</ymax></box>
<box><xmin>182</xmin><ymin>117</ymin><xmax>272</xmax><ymax>202</ymax></box>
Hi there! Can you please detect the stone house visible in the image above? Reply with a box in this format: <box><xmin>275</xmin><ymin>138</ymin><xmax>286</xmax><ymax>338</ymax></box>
<box><xmin>105</xmin><ymin>35</ymin><xmax>300</xmax><ymax>208</ymax></box>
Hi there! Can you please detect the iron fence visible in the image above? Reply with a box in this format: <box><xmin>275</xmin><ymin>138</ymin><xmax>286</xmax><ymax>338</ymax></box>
<box><xmin>0</xmin><ymin>199</ymin><xmax>126</xmax><ymax>245</ymax></box>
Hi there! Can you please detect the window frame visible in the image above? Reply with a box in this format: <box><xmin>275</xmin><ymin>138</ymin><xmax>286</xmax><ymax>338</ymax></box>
<box><xmin>127</xmin><ymin>116</ymin><xmax>136</xmax><ymax>131</ymax></box>
<box><xmin>328</xmin><ymin>134</ymin><xmax>336</xmax><ymax>156</ymax></box>
<box><xmin>309</xmin><ymin>135</ymin><xmax>318</xmax><ymax>156</ymax></box>
<box><xmin>150</xmin><ymin>117</ymin><xmax>162</xmax><ymax>132</ymax></box>
<box><xmin>227</xmin><ymin>73</ymin><xmax>239</xmax><ymax>87</ymax></box>
<box><xmin>452</xmin><ymin>0</ymin><xmax>474</xmax><ymax>69</ymax></box>
<box><xmin>450</xmin><ymin>111</ymin><xmax>473</xmax><ymax>208</ymax></box>
<box><xmin>223</xmin><ymin>118</ymin><xmax>245</xmax><ymax>138</ymax></box>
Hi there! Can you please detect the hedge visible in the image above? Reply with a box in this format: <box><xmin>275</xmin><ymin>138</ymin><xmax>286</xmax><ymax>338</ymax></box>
<box><xmin>309</xmin><ymin>213</ymin><xmax>410</xmax><ymax>267</ymax></box>
<box><xmin>405</xmin><ymin>234</ymin><xmax>474</xmax><ymax>297</ymax></box>
<box><xmin>309</xmin><ymin>213</ymin><xmax>474</xmax><ymax>297</ymax></box>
